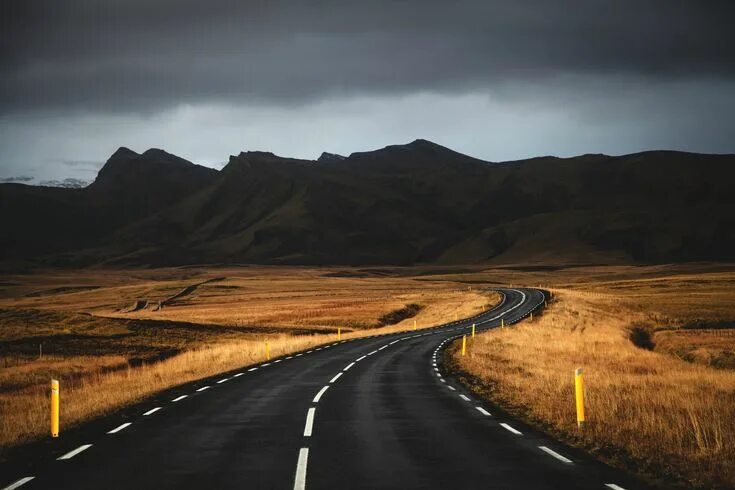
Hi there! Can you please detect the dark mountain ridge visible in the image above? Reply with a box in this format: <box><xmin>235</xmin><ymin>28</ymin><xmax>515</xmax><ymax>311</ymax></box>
<box><xmin>1</xmin><ymin>140</ymin><xmax>734</xmax><ymax>266</ymax></box>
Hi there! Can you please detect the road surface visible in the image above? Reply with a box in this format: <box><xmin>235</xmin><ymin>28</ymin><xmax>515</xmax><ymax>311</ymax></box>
<box><xmin>1</xmin><ymin>288</ymin><xmax>646</xmax><ymax>490</ymax></box>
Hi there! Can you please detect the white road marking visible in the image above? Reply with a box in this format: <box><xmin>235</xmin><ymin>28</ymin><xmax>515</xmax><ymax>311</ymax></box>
<box><xmin>434</xmin><ymin>368</ymin><xmax>439</xmax><ymax>372</ymax></box>
<box><xmin>172</xmin><ymin>395</ymin><xmax>188</xmax><ymax>402</ymax></box>
<box><xmin>500</xmin><ymin>423</ymin><xmax>522</xmax><ymax>435</ymax></box>
<box><xmin>196</xmin><ymin>386</ymin><xmax>210</xmax><ymax>392</ymax></box>
<box><xmin>447</xmin><ymin>386</ymin><xmax>456</xmax><ymax>391</ymax></box>
<box><xmin>294</xmin><ymin>447</ymin><xmax>309</xmax><ymax>490</ymax></box>
<box><xmin>2</xmin><ymin>477</ymin><xmax>35</xmax><ymax>490</ymax></box>
<box><xmin>306</xmin><ymin>351</ymin><xmax>313</xmax><ymax>354</ymax></box>
<box><xmin>343</xmin><ymin>362</ymin><xmax>355</xmax><ymax>371</ymax></box>
<box><xmin>143</xmin><ymin>407</ymin><xmax>162</xmax><ymax>416</ymax></box>
<box><xmin>539</xmin><ymin>446</ymin><xmax>572</xmax><ymax>463</ymax></box>
<box><xmin>440</xmin><ymin>378</ymin><xmax>446</xmax><ymax>383</ymax></box>
<box><xmin>107</xmin><ymin>423</ymin><xmax>132</xmax><ymax>434</ymax></box>
<box><xmin>274</xmin><ymin>359</ymin><xmax>282</xmax><ymax>363</ymax></box>
<box><xmin>389</xmin><ymin>340</ymin><xmax>399</xmax><ymax>345</ymax></box>
<box><xmin>605</xmin><ymin>485</ymin><xmax>627</xmax><ymax>490</ymax></box>
<box><xmin>296</xmin><ymin>353</ymin><xmax>303</xmax><ymax>357</ymax></box>
<box><xmin>286</xmin><ymin>356</ymin><xmax>293</xmax><ymax>360</ymax></box>
<box><xmin>303</xmin><ymin>408</ymin><xmax>316</xmax><ymax>436</ymax></box>
<box><xmin>262</xmin><ymin>363</ymin><xmax>271</xmax><ymax>367</ymax></box>
<box><xmin>378</xmin><ymin>345</ymin><xmax>387</xmax><ymax>350</ymax></box>
<box><xmin>356</xmin><ymin>355</ymin><xmax>367</xmax><ymax>362</ymax></box>
<box><xmin>475</xmin><ymin>407</ymin><xmax>491</xmax><ymax>416</ymax></box>
<box><xmin>57</xmin><ymin>444</ymin><xmax>93</xmax><ymax>460</ymax></box>
<box><xmin>248</xmin><ymin>367</ymin><xmax>258</xmax><ymax>372</ymax></box>
<box><xmin>217</xmin><ymin>378</ymin><xmax>229</xmax><ymax>383</ymax></box>
<box><xmin>313</xmin><ymin>385</ymin><xmax>330</xmax><ymax>403</ymax></box>
<box><xmin>367</xmin><ymin>350</ymin><xmax>378</xmax><ymax>355</ymax></box>
<box><xmin>233</xmin><ymin>373</ymin><xmax>243</xmax><ymax>377</ymax></box>
<box><xmin>459</xmin><ymin>395</ymin><xmax>471</xmax><ymax>402</ymax></box>
<box><xmin>330</xmin><ymin>373</ymin><xmax>343</xmax><ymax>383</ymax></box>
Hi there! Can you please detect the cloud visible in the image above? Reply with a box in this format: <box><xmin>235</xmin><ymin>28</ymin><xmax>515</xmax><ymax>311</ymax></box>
<box><xmin>2</xmin><ymin>1</ymin><xmax>734</xmax><ymax>115</ymax></box>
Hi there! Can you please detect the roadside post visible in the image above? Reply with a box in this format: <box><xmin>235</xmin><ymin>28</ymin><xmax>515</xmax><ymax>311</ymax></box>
<box><xmin>471</xmin><ymin>323</ymin><xmax>475</xmax><ymax>337</ymax></box>
<box><xmin>265</xmin><ymin>342</ymin><xmax>270</xmax><ymax>361</ymax></box>
<box><xmin>575</xmin><ymin>368</ymin><xmax>585</xmax><ymax>428</ymax></box>
<box><xmin>461</xmin><ymin>335</ymin><xmax>467</xmax><ymax>356</ymax></box>
<box><xmin>51</xmin><ymin>379</ymin><xmax>59</xmax><ymax>437</ymax></box>
<box><xmin>337</xmin><ymin>328</ymin><xmax>341</xmax><ymax>341</ymax></box>
<box><xmin>413</xmin><ymin>319</ymin><xmax>417</xmax><ymax>331</ymax></box>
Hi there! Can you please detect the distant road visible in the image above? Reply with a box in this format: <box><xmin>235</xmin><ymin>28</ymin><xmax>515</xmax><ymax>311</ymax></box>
<box><xmin>1</xmin><ymin>288</ymin><xmax>647</xmax><ymax>490</ymax></box>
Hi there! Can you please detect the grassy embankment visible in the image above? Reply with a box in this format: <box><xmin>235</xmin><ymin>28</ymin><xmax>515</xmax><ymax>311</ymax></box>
<box><xmin>447</xmin><ymin>265</ymin><xmax>735</xmax><ymax>488</ymax></box>
<box><xmin>0</xmin><ymin>266</ymin><xmax>497</xmax><ymax>451</ymax></box>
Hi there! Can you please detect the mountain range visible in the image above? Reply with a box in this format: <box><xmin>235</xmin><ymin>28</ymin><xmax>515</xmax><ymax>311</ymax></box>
<box><xmin>1</xmin><ymin>139</ymin><xmax>734</xmax><ymax>267</ymax></box>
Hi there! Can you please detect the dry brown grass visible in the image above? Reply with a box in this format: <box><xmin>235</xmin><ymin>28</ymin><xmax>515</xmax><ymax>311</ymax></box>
<box><xmin>450</xmin><ymin>265</ymin><xmax>735</xmax><ymax>488</ymax></box>
<box><xmin>0</xmin><ymin>266</ymin><xmax>496</xmax><ymax>451</ymax></box>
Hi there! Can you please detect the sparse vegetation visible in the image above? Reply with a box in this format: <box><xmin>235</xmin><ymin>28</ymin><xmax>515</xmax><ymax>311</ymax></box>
<box><xmin>448</xmin><ymin>265</ymin><xmax>735</xmax><ymax>488</ymax></box>
<box><xmin>0</xmin><ymin>266</ymin><xmax>496</xmax><ymax>451</ymax></box>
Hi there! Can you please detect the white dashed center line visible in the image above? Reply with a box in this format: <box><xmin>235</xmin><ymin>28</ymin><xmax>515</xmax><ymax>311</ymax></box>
<box><xmin>196</xmin><ymin>386</ymin><xmax>210</xmax><ymax>392</ymax></box>
<box><xmin>57</xmin><ymin>444</ymin><xmax>93</xmax><ymax>460</ymax></box>
<box><xmin>343</xmin><ymin>362</ymin><xmax>355</xmax><ymax>371</ymax></box>
<box><xmin>330</xmin><ymin>372</ymin><xmax>343</xmax><ymax>383</ymax></box>
<box><xmin>356</xmin><ymin>355</ymin><xmax>367</xmax><ymax>362</ymax></box>
<box><xmin>313</xmin><ymin>385</ymin><xmax>330</xmax><ymax>403</ymax></box>
<box><xmin>459</xmin><ymin>394</ymin><xmax>471</xmax><ymax>402</ymax></box>
<box><xmin>2</xmin><ymin>477</ymin><xmax>35</xmax><ymax>490</ymax></box>
<box><xmin>500</xmin><ymin>423</ymin><xmax>523</xmax><ymax>435</ymax></box>
<box><xmin>143</xmin><ymin>407</ymin><xmax>162</xmax><ymax>416</ymax></box>
<box><xmin>447</xmin><ymin>386</ymin><xmax>456</xmax><ymax>391</ymax></box>
<box><xmin>172</xmin><ymin>395</ymin><xmax>188</xmax><ymax>402</ymax></box>
<box><xmin>605</xmin><ymin>485</ymin><xmax>627</xmax><ymax>490</ymax></box>
<box><xmin>233</xmin><ymin>373</ymin><xmax>243</xmax><ymax>377</ymax></box>
<box><xmin>303</xmin><ymin>408</ymin><xmax>316</xmax><ymax>436</ymax></box>
<box><xmin>539</xmin><ymin>446</ymin><xmax>573</xmax><ymax>463</ymax></box>
<box><xmin>217</xmin><ymin>378</ymin><xmax>229</xmax><ymax>384</ymax></box>
<box><xmin>293</xmin><ymin>448</ymin><xmax>309</xmax><ymax>490</ymax></box>
<box><xmin>107</xmin><ymin>423</ymin><xmax>132</xmax><ymax>434</ymax></box>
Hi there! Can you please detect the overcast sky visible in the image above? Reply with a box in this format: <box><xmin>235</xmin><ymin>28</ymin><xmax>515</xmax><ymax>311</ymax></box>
<box><xmin>2</xmin><ymin>0</ymin><xmax>734</xmax><ymax>182</ymax></box>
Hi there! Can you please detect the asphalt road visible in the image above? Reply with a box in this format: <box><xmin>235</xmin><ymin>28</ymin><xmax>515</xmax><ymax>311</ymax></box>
<box><xmin>1</xmin><ymin>288</ymin><xmax>647</xmax><ymax>490</ymax></box>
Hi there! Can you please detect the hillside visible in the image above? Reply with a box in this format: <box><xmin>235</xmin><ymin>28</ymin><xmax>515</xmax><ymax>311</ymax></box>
<box><xmin>1</xmin><ymin>140</ymin><xmax>734</xmax><ymax>266</ymax></box>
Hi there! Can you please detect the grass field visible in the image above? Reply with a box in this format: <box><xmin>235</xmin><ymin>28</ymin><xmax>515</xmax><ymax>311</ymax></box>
<box><xmin>447</xmin><ymin>264</ymin><xmax>735</xmax><ymax>488</ymax></box>
<box><xmin>0</xmin><ymin>266</ymin><xmax>496</xmax><ymax>451</ymax></box>
<box><xmin>1</xmin><ymin>263</ymin><xmax>734</xmax><ymax>489</ymax></box>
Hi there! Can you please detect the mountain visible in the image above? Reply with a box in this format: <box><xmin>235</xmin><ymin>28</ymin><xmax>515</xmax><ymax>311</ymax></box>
<box><xmin>0</xmin><ymin>148</ymin><xmax>218</xmax><ymax>263</ymax></box>
<box><xmin>1</xmin><ymin>140</ymin><xmax>734</xmax><ymax>266</ymax></box>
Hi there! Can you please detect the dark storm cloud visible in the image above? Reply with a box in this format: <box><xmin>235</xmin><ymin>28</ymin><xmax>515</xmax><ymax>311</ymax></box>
<box><xmin>2</xmin><ymin>0</ymin><xmax>734</xmax><ymax>114</ymax></box>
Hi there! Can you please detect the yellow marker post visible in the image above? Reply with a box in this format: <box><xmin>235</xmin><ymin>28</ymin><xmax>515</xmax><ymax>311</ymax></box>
<box><xmin>337</xmin><ymin>328</ymin><xmax>341</xmax><ymax>341</ymax></box>
<box><xmin>501</xmin><ymin>318</ymin><xmax>505</xmax><ymax>328</ymax></box>
<box><xmin>471</xmin><ymin>323</ymin><xmax>475</xmax><ymax>337</ymax></box>
<box><xmin>265</xmin><ymin>342</ymin><xmax>270</xmax><ymax>361</ymax></box>
<box><xmin>575</xmin><ymin>368</ymin><xmax>585</xmax><ymax>428</ymax></box>
<box><xmin>51</xmin><ymin>379</ymin><xmax>59</xmax><ymax>438</ymax></box>
<box><xmin>413</xmin><ymin>319</ymin><xmax>417</xmax><ymax>331</ymax></box>
<box><xmin>461</xmin><ymin>335</ymin><xmax>467</xmax><ymax>356</ymax></box>
<box><xmin>530</xmin><ymin>312</ymin><xmax>533</xmax><ymax>321</ymax></box>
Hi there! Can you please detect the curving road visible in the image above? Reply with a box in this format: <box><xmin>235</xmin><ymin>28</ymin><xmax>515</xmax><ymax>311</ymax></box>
<box><xmin>1</xmin><ymin>288</ymin><xmax>646</xmax><ymax>490</ymax></box>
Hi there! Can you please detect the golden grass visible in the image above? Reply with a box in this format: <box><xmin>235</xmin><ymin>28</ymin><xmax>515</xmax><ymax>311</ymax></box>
<box><xmin>451</xmin><ymin>267</ymin><xmax>735</xmax><ymax>488</ymax></box>
<box><xmin>0</xmin><ymin>266</ymin><xmax>496</xmax><ymax>451</ymax></box>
